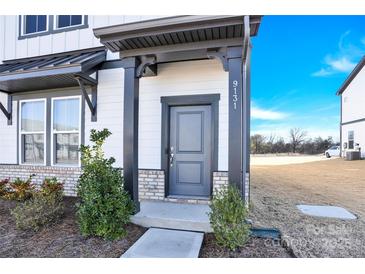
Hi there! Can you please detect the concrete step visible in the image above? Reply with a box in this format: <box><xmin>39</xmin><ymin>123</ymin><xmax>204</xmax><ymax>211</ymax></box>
<box><xmin>122</xmin><ymin>228</ymin><xmax>204</xmax><ymax>258</ymax></box>
<box><xmin>131</xmin><ymin>200</ymin><xmax>212</xmax><ymax>232</ymax></box>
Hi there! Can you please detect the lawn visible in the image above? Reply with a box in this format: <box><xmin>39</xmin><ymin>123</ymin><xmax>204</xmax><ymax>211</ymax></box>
<box><xmin>250</xmin><ymin>158</ymin><xmax>365</xmax><ymax>257</ymax></box>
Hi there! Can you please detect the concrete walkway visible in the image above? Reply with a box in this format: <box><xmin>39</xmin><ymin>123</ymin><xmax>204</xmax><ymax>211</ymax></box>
<box><xmin>122</xmin><ymin>228</ymin><xmax>204</xmax><ymax>258</ymax></box>
<box><xmin>131</xmin><ymin>200</ymin><xmax>212</xmax><ymax>232</ymax></box>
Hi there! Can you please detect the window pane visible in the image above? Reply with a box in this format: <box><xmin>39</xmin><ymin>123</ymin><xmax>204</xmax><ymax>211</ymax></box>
<box><xmin>21</xmin><ymin>101</ymin><xmax>45</xmax><ymax>132</ymax></box>
<box><xmin>58</xmin><ymin>15</ymin><xmax>71</xmax><ymax>28</ymax></box>
<box><xmin>23</xmin><ymin>134</ymin><xmax>44</xmax><ymax>164</ymax></box>
<box><xmin>53</xmin><ymin>98</ymin><xmax>80</xmax><ymax>131</ymax></box>
<box><xmin>55</xmin><ymin>133</ymin><xmax>79</xmax><ymax>165</ymax></box>
<box><xmin>25</xmin><ymin>15</ymin><xmax>37</xmax><ymax>34</ymax></box>
<box><xmin>37</xmin><ymin>15</ymin><xmax>47</xmax><ymax>31</ymax></box>
<box><xmin>71</xmin><ymin>15</ymin><xmax>82</xmax><ymax>26</ymax></box>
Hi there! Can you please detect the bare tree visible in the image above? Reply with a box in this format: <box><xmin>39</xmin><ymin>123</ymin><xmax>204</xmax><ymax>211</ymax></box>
<box><xmin>250</xmin><ymin>134</ymin><xmax>266</xmax><ymax>154</ymax></box>
<box><xmin>289</xmin><ymin>128</ymin><xmax>307</xmax><ymax>153</ymax></box>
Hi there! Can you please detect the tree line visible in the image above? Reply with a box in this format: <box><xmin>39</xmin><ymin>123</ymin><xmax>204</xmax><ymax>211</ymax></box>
<box><xmin>251</xmin><ymin>128</ymin><xmax>337</xmax><ymax>155</ymax></box>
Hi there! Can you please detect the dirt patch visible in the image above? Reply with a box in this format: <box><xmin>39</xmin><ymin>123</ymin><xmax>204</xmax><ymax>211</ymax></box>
<box><xmin>199</xmin><ymin>233</ymin><xmax>293</xmax><ymax>258</ymax></box>
<box><xmin>250</xmin><ymin>158</ymin><xmax>365</xmax><ymax>257</ymax></box>
<box><xmin>0</xmin><ymin>197</ymin><xmax>146</xmax><ymax>258</ymax></box>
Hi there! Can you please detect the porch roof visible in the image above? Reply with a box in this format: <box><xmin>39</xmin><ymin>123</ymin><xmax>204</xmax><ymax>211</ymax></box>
<box><xmin>93</xmin><ymin>15</ymin><xmax>262</xmax><ymax>58</ymax></box>
<box><xmin>0</xmin><ymin>47</ymin><xmax>106</xmax><ymax>93</ymax></box>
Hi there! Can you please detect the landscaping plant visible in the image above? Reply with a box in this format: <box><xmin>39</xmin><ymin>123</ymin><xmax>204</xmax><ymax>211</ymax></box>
<box><xmin>7</xmin><ymin>175</ymin><xmax>35</xmax><ymax>201</ymax></box>
<box><xmin>77</xmin><ymin>129</ymin><xmax>134</xmax><ymax>240</ymax></box>
<box><xmin>209</xmin><ymin>185</ymin><xmax>251</xmax><ymax>251</ymax></box>
<box><xmin>11</xmin><ymin>178</ymin><xmax>64</xmax><ymax>231</ymax></box>
<box><xmin>0</xmin><ymin>178</ymin><xmax>10</xmax><ymax>197</ymax></box>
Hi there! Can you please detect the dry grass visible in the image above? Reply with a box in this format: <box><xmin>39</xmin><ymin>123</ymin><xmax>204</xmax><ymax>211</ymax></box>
<box><xmin>250</xmin><ymin>158</ymin><xmax>365</xmax><ymax>257</ymax></box>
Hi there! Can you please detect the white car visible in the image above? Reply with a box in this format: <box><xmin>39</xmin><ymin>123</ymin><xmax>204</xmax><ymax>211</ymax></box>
<box><xmin>325</xmin><ymin>146</ymin><xmax>340</xmax><ymax>158</ymax></box>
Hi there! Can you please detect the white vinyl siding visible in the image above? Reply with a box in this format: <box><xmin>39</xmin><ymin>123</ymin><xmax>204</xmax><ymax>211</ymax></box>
<box><xmin>0</xmin><ymin>93</ymin><xmax>17</xmax><ymax>164</ymax></box>
<box><xmin>341</xmin><ymin>121</ymin><xmax>365</xmax><ymax>158</ymax></box>
<box><xmin>139</xmin><ymin>59</ymin><xmax>228</xmax><ymax>170</ymax></box>
<box><xmin>341</xmin><ymin>65</ymin><xmax>365</xmax><ymax>124</ymax></box>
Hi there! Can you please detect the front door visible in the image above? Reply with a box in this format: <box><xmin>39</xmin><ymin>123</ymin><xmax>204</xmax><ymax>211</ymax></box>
<box><xmin>168</xmin><ymin>105</ymin><xmax>212</xmax><ymax>197</ymax></box>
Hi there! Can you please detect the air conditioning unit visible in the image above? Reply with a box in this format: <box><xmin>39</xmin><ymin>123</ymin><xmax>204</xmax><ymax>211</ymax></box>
<box><xmin>346</xmin><ymin>151</ymin><xmax>361</xmax><ymax>161</ymax></box>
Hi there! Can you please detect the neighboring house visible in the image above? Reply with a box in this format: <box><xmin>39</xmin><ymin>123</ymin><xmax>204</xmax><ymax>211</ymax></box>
<box><xmin>0</xmin><ymin>15</ymin><xmax>262</xmax><ymax>209</ymax></box>
<box><xmin>337</xmin><ymin>56</ymin><xmax>365</xmax><ymax>159</ymax></box>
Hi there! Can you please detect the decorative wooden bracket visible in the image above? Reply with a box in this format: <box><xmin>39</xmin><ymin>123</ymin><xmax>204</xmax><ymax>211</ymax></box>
<box><xmin>75</xmin><ymin>76</ymin><xmax>97</xmax><ymax>122</ymax></box>
<box><xmin>136</xmin><ymin>55</ymin><xmax>157</xmax><ymax>78</ymax></box>
<box><xmin>207</xmin><ymin>48</ymin><xmax>229</xmax><ymax>72</ymax></box>
<box><xmin>0</xmin><ymin>93</ymin><xmax>12</xmax><ymax>125</ymax></box>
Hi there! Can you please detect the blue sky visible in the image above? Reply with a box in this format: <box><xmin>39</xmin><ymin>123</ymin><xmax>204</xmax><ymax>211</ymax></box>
<box><xmin>251</xmin><ymin>16</ymin><xmax>365</xmax><ymax>142</ymax></box>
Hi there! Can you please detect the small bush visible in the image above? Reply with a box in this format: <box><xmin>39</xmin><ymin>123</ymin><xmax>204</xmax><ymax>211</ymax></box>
<box><xmin>40</xmin><ymin>177</ymin><xmax>64</xmax><ymax>197</ymax></box>
<box><xmin>7</xmin><ymin>176</ymin><xmax>35</xmax><ymax>201</ymax></box>
<box><xmin>10</xmin><ymin>179</ymin><xmax>64</xmax><ymax>231</ymax></box>
<box><xmin>77</xmin><ymin>129</ymin><xmax>134</xmax><ymax>240</ymax></box>
<box><xmin>0</xmin><ymin>178</ymin><xmax>10</xmax><ymax>197</ymax></box>
<box><xmin>209</xmin><ymin>185</ymin><xmax>251</xmax><ymax>251</ymax></box>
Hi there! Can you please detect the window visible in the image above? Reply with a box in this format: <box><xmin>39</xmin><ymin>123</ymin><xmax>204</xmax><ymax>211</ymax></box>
<box><xmin>22</xmin><ymin>15</ymin><xmax>48</xmax><ymax>35</ymax></box>
<box><xmin>51</xmin><ymin>97</ymin><xmax>81</xmax><ymax>166</ymax></box>
<box><xmin>55</xmin><ymin>15</ymin><xmax>83</xmax><ymax>29</ymax></box>
<box><xmin>348</xmin><ymin>131</ymin><xmax>354</xmax><ymax>149</ymax></box>
<box><xmin>19</xmin><ymin>99</ymin><xmax>46</xmax><ymax>165</ymax></box>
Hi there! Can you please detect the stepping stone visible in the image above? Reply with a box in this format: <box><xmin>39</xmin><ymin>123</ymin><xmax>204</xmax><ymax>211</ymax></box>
<box><xmin>297</xmin><ymin>205</ymin><xmax>357</xmax><ymax>220</ymax></box>
<box><xmin>121</xmin><ymin>228</ymin><xmax>204</xmax><ymax>258</ymax></box>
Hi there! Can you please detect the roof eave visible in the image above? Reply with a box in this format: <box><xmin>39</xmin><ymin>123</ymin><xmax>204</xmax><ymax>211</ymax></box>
<box><xmin>336</xmin><ymin>56</ymin><xmax>365</xmax><ymax>96</ymax></box>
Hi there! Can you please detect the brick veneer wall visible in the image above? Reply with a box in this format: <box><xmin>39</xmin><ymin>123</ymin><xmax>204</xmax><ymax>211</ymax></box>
<box><xmin>0</xmin><ymin>165</ymin><xmax>229</xmax><ymax>203</ymax></box>
<box><xmin>212</xmin><ymin>171</ymin><xmax>229</xmax><ymax>195</ymax></box>
<box><xmin>0</xmin><ymin>165</ymin><xmax>81</xmax><ymax>196</ymax></box>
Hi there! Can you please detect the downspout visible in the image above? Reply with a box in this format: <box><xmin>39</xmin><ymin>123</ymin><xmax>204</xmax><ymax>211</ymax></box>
<box><xmin>241</xmin><ymin>15</ymin><xmax>251</xmax><ymax>204</ymax></box>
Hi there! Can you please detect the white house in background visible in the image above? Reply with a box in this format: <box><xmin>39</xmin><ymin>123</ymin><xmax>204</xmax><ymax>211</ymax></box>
<box><xmin>0</xmin><ymin>15</ymin><xmax>262</xmax><ymax>216</ymax></box>
<box><xmin>337</xmin><ymin>56</ymin><xmax>365</xmax><ymax>159</ymax></box>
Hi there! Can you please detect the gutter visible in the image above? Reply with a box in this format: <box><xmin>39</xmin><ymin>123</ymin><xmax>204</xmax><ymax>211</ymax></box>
<box><xmin>241</xmin><ymin>15</ymin><xmax>251</xmax><ymax>203</ymax></box>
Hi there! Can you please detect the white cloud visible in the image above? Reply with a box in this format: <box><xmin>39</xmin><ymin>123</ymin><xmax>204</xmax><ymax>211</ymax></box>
<box><xmin>312</xmin><ymin>31</ymin><xmax>364</xmax><ymax>77</ymax></box>
<box><xmin>312</xmin><ymin>56</ymin><xmax>357</xmax><ymax>77</ymax></box>
<box><xmin>251</xmin><ymin>106</ymin><xmax>288</xmax><ymax>121</ymax></box>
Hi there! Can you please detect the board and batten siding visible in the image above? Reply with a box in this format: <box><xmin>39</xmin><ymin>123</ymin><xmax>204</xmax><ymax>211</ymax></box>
<box><xmin>341</xmin><ymin>65</ymin><xmax>365</xmax><ymax>124</ymax></box>
<box><xmin>0</xmin><ymin>15</ymin><xmax>166</xmax><ymax>62</ymax></box>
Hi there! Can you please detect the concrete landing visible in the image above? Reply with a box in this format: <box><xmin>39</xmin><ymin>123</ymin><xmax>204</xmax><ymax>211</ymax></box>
<box><xmin>131</xmin><ymin>200</ymin><xmax>212</xmax><ymax>232</ymax></box>
<box><xmin>122</xmin><ymin>228</ymin><xmax>204</xmax><ymax>258</ymax></box>
<box><xmin>297</xmin><ymin>205</ymin><xmax>357</xmax><ymax>220</ymax></box>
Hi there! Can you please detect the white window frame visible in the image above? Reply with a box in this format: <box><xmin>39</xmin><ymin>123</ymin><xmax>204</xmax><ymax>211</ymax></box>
<box><xmin>20</xmin><ymin>15</ymin><xmax>50</xmax><ymax>37</ymax></box>
<box><xmin>348</xmin><ymin>130</ymin><xmax>354</xmax><ymax>150</ymax></box>
<box><xmin>19</xmin><ymin>98</ymin><xmax>47</xmax><ymax>166</ymax></box>
<box><xmin>51</xmin><ymin>96</ymin><xmax>82</xmax><ymax>167</ymax></box>
<box><xmin>54</xmin><ymin>15</ymin><xmax>85</xmax><ymax>30</ymax></box>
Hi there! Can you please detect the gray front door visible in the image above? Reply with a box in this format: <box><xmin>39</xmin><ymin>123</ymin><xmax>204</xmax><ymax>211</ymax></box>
<box><xmin>169</xmin><ymin>105</ymin><xmax>212</xmax><ymax>197</ymax></box>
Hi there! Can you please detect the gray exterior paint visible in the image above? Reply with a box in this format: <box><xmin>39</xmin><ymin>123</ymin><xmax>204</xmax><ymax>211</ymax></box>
<box><xmin>160</xmin><ymin>94</ymin><xmax>220</xmax><ymax>198</ymax></box>
<box><xmin>0</xmin><ymin>47</ymin><xmax>105</xmax><ymax>93</ymax></box>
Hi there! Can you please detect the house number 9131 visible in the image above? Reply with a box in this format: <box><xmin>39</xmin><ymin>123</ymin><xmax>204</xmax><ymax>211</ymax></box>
<box><xmin>232</xmin><ymin>80</ymin><xmax>239</xmax><ymax>110</ymax></box>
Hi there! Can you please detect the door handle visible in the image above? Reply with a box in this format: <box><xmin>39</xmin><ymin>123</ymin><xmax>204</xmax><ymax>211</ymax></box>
<box><xmin>169</xmin><ymin>146</ymin><xmax>174</xmax><ymax>167</ymax></box>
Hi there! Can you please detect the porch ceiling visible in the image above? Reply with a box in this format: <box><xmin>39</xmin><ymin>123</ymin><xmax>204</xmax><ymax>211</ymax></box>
<box><xmin>0</xmin><ymin>47</ymin><xmax>106</xmax><ymax>93</ymax></box>
<box><xmin>93</xmin><ymin>15</ymin><xmax>262</xmax><ymax>58</ymax></box>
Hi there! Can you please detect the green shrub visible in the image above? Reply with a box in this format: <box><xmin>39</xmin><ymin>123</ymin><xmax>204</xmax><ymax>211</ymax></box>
<box><xmin>0</xmin><ymin>178</ymin><xmax>10</xmax><ymax>197</ymax></box>
<box><xmin>209</xmin><ymin>185</ymin><xmax>251</xmax><ymax>251</ymax></box>
<box><xmin>77</xmin><ymin>129</ymin><xmax>134</xmax><ymax>240</ymax></box>
<box><xmin>40</xmin><ymin>177</ymin><xmax>64</xmax><ymax>197</ymax></box>
<box><xmin>10</xmin><ymin>181</ymin><xmax>64</xmax><ymax>231</ymax></box>
<box><xmin>7</xmin><ymin>176</ymin><xmax>35</xmax><ymax>201</ymax></box>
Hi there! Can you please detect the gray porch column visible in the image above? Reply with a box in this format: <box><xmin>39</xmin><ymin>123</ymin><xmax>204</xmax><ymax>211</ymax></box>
<box><xmin>227</xmin><ymin>47</ymin><xmax>243</xmax><ymax>193</ymax></box>
<box><xmin>123</xmin><ymin>57</ymin><xmax>140</xmax><ymax>212</ymax></box>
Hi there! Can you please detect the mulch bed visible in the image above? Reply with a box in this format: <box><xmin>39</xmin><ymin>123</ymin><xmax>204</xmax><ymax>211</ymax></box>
<box><xmin>0</xmin><ymin>197</ymin><xmax>146</xmax><ymax>258</ymax></box>
<box><xmin>199</xmin><ymin>233</ymin><xmax>294</xmax><ymax>258</ymax></box>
